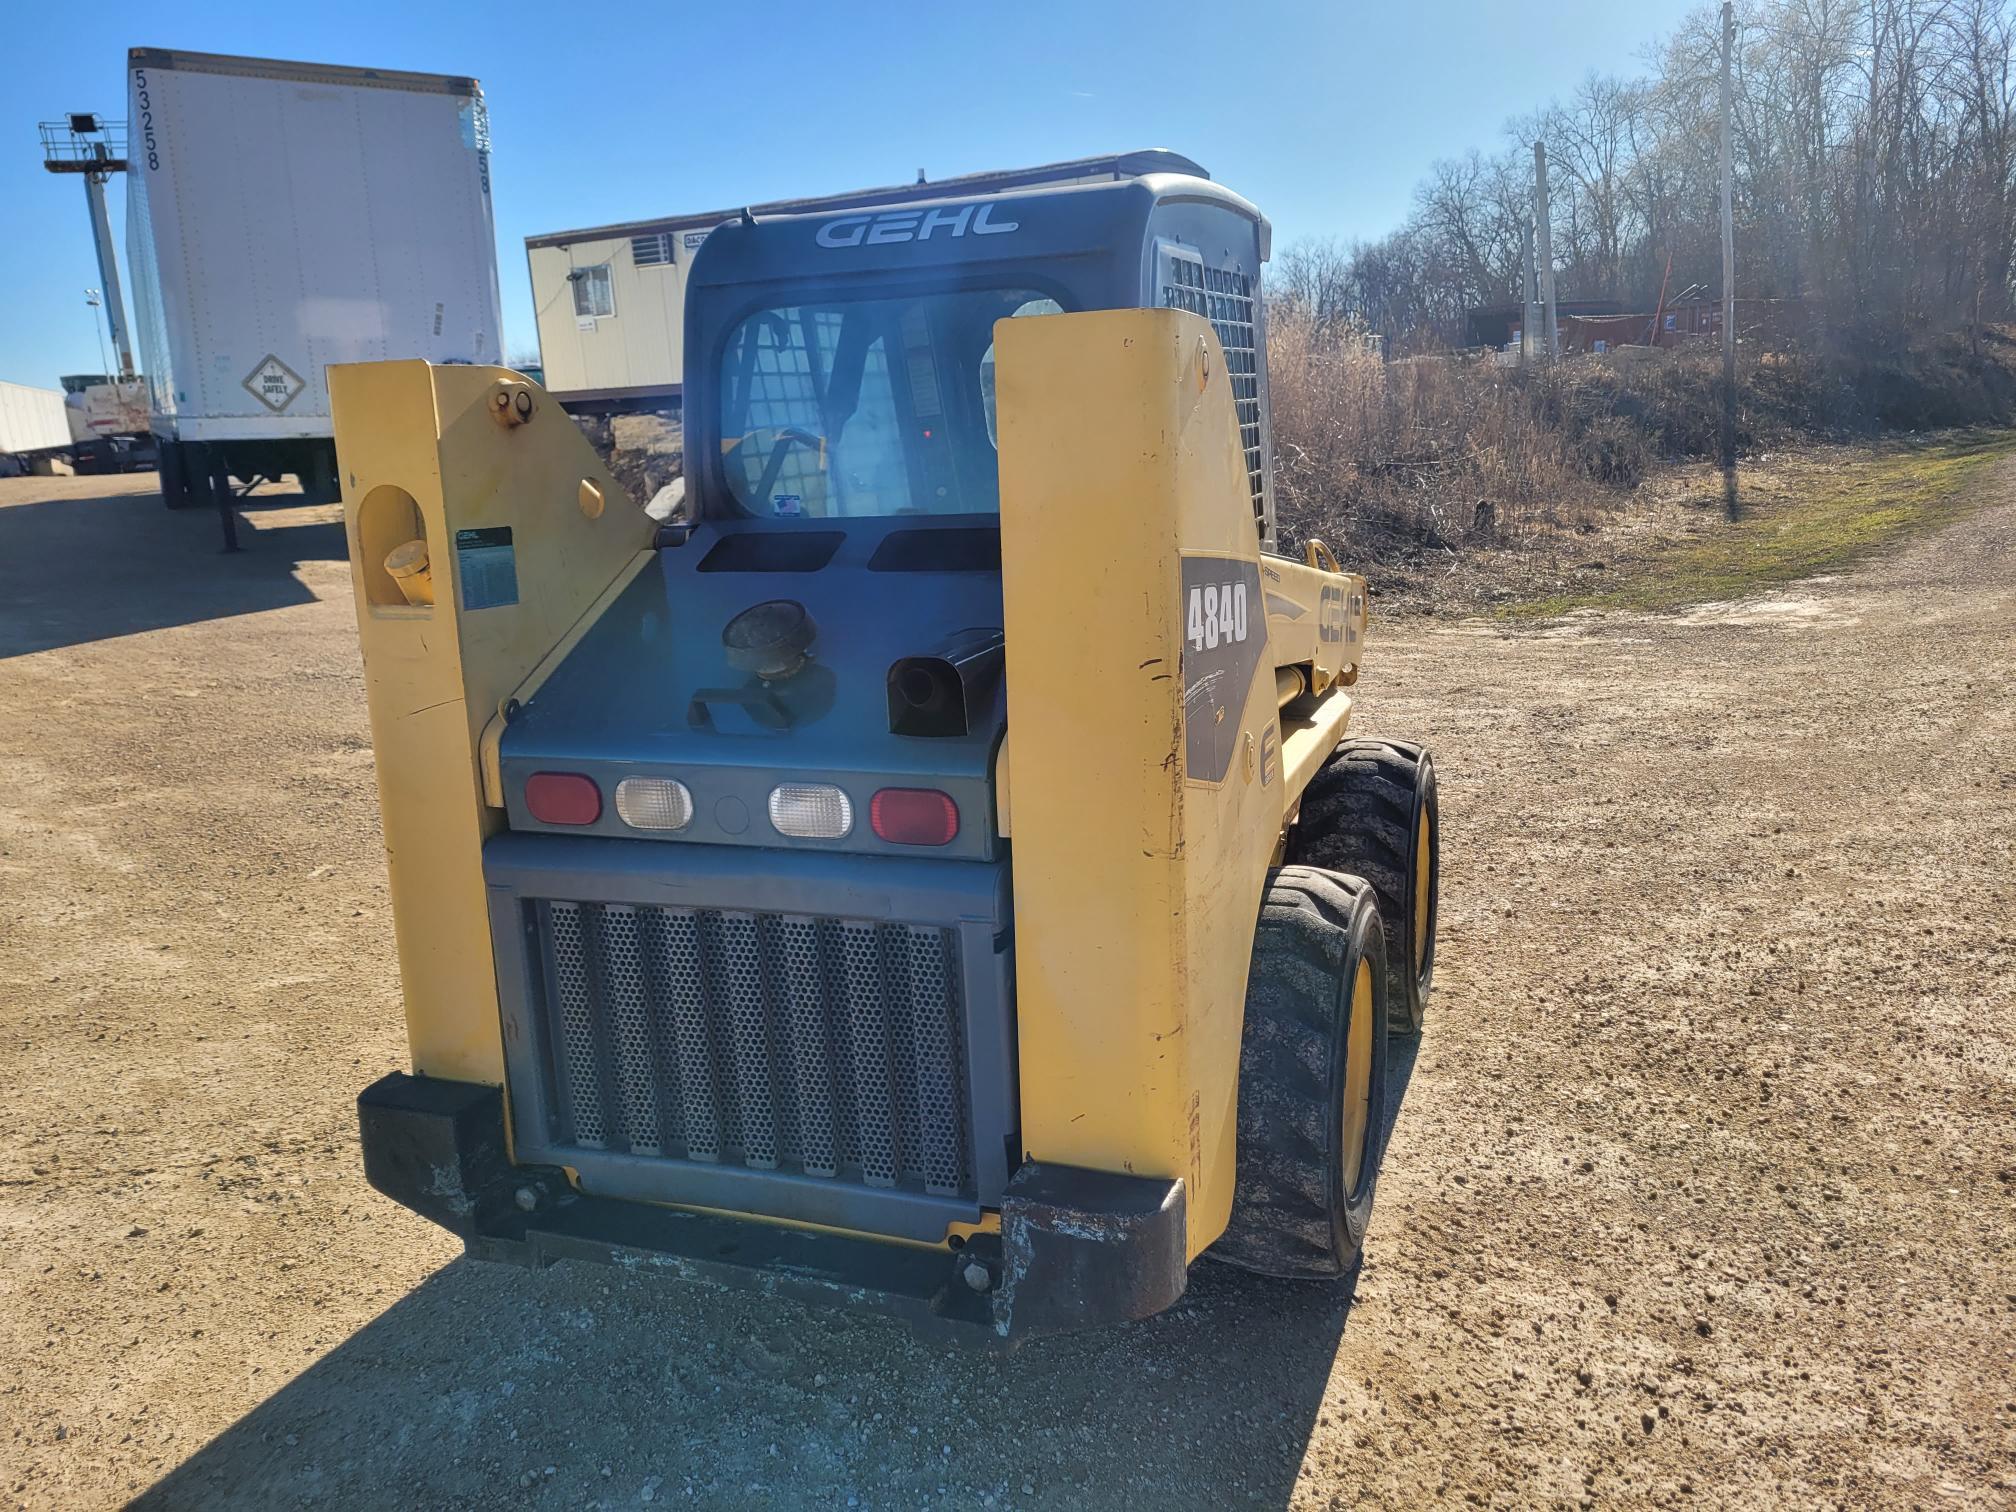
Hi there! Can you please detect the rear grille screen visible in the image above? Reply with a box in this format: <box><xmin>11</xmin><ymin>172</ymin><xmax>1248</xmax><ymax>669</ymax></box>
<box><xmin>534</xmin><ymin>900</ymin><xmax>973</xmax><ymax>1197</ymax></box>
<box><xmin>1158</xmin><ymin>243</ymin><xmax>1265</xmax><ymax>523</ymax></box>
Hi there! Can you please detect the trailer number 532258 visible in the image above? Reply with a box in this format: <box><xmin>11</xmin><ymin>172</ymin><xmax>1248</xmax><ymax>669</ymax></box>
<box><xmin>134</xmin><ymin>70</ymin><xmax>160</xmax><ymax>171</ymax></box>
<box><xmin>1187</xmin><ymin>581</ymin><xmax>1248</xmax><ymax>651</ymax></box>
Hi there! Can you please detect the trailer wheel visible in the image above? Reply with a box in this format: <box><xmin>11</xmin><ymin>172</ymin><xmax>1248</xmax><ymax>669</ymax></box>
<box><xmin>1290</xmin><ymin>739</ymin><xmax>1439</xmax><ymax>1035</ymax></box>
<box><xmin>302</xmin><ymin>442</ymin><xmax>342</xmax><ymax>505</ymax></box>
<box><xmin>1213</xmin><ymin>866</ymin><xmax>1389</xmax><ymax>1281</ymax></box>
<box><xmin>158</xmin><ymin>441</ymin><xmax>197</xmax><ymax>510</ymax></box>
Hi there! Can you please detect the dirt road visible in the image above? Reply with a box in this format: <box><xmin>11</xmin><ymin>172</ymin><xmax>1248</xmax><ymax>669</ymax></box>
<box><xmin>2</xmin><ymin>468</ymin><xmax>2012</xmax><ymax>1510</ymax></box>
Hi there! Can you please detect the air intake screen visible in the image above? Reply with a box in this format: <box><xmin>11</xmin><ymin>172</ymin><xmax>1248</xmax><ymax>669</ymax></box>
<box><xmin>533</xmin><ymin>900</ymin><xmax>974</xmax><ymax>1198</ymax></box>
<box><xmin>1159</xmin><ymin>246</ymin><xmax>1264</xmax><ymax>522</ymax></box>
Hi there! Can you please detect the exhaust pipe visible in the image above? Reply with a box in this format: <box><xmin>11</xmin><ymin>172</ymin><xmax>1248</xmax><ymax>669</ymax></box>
<box><xmin>888</xmin><ymin>629</ymin><xmax>1004</xmax><ymax>738</ymax></box>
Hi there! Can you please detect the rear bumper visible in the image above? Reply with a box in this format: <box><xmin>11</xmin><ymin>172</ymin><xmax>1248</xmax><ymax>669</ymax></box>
<box><xmin>358</xmin><ymin>1072</ymin><xmax>1187</xmax><ymax>1340</ymax></box>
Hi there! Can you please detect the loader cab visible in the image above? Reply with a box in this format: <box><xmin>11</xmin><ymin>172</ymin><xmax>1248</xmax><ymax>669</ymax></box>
<box><xmin>682</xmin><ymin>166</ymin><xmax>1277</xmax><ymax>544</ymax></box>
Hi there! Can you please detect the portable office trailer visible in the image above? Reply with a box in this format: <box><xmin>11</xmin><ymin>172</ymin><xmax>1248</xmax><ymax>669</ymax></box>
<box><xmin>124</xmin><ymin>48</ymin><xmax>502</xmax><ymax>507</ymax></box>
<box><xmin>525</xmin><ymin>151</ymin><xmax>1210</xmax><ymax>412</ymax></box>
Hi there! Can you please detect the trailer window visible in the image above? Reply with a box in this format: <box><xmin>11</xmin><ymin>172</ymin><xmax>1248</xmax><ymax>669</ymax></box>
<box><xmin>716</xmin><ymin>286</ymin><xmax>1051</xmax><ymax>519</ymax></box>
<box><xmin>572</xmin><ymin>264</ymin><xmax>614</xmax><ymax>319</ymax></box>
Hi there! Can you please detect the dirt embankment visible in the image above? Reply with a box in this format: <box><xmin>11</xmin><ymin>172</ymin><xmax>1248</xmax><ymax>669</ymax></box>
<box><xmin>1</xmin><ymin>465</ymin><xmax>2013</xmax><ymax>1509</ymax></box>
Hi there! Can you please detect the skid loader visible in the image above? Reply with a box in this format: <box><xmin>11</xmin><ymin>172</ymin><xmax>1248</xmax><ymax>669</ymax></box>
<box><xmin>338</xmin><ymin>150</ymin><xmax>1440</xmax><ymax>1339</ymax></box>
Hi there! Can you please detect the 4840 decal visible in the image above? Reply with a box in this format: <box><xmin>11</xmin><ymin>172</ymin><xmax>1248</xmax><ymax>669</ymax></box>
<box><xmin>1186</xmin><ymin>578</ymin><xmax>1251</xmax><ymax>651</ymax></box>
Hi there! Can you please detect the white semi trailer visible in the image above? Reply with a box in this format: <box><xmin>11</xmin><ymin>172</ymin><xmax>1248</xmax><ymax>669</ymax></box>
<box><xmin>0</xmin><ymin>380</ymin><xmax>75</xmax><ymax>474</ymax></box>
<box><xmin>124</xmin><ymin>48</ymin><xmax>502</xmax><ymax>517</ymax></box>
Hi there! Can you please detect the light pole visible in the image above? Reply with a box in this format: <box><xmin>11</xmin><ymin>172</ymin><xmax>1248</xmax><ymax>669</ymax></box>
<box><xmin>84</xmin><ymin>288</ymin><xmax>111</xmax><ymax>377</ymax></box>
<box><xmin>42</xmin><ymin>117</ymin><xmax>136</xmax><ymax>379</ymax></box>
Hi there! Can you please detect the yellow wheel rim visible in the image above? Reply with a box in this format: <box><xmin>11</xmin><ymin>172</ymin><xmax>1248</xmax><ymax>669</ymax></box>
<box><xmin>1412</xmin><ymin>804</ymin><xmax>1433</xmax><ymax>975</ymax></box>
<box><xmin>1341</xmin><ymin>957</ymin><xmax>1374</xmax><ymax>1195</ymax></box>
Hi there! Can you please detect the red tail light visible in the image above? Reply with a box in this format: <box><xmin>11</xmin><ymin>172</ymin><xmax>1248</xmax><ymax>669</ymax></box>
<box><xmin>525</xmin><ymin>772</ymin><xmax>601</xmax><ymax>825</ymax></box>
<box><xmin>870</xmin><ymin>787</ymin><xmax>959</xmax><ymax>846</ymax></box>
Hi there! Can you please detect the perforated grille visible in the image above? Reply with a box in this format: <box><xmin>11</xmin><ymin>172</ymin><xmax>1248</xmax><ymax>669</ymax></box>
<box><xmin>1160</xmin><ymin>247</ymin><xmax>1265</xmax><ymax>520</ymax></box>
<box><xmin>531</xmin><ymin>901</ymin><xmax>973</xmax><ymax>1198</ymax></box>
<box><xmin>547</xmin><ymin>904</ymin><xmax>604</xmax><ymax>1146</ymax></box>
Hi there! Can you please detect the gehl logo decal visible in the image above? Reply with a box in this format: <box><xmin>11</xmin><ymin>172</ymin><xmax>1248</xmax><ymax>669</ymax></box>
<box><xmin>815</xmin><ymin>203</ymin><xmax>1021</xmax><ymax>248</ymax></box>
<box><xmin>1317</xmin><ymin>585</ymin><xmax>1363</xmax><ymax>646</ymax></box>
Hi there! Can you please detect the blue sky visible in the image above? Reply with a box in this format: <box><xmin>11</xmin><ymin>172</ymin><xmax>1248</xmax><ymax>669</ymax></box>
<box><xmin>0</xmin><ymin>0</ymin><xmax>1701</xmax><ymax>386</ymax></box>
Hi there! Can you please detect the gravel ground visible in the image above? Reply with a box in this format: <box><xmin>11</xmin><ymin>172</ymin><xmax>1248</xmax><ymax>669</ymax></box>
<box><xmin>1</xmin><ymin>468</ymin><xmax>2012</xmax><ymax>1510</ymax></box>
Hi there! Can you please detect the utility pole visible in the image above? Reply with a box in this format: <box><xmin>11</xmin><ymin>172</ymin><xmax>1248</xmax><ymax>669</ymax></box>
<box><xmin>1533</xmin><ymin>141</ymin><xmax>1558</xmax><ymax>361</ymax></box>
<box><xmin>1719</xmin><ymin>0</ymin><xmax>1737</xmax><ymax>472</ymax></box>
<box><xmin>1522</xmin><ymin>221</ymin><xmax>1539</xmax><ymax>365</ymax></box>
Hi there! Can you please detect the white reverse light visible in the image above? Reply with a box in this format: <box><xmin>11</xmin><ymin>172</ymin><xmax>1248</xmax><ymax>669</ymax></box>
<box><xmin>768</xmin><ymin>783</ymin><xmax>853</xmax><ymax>839</ymax></box>
<box><xmin>614</xmin><ymin>777</ymin><xmax>694</xmax><ymax>831</ymax></box>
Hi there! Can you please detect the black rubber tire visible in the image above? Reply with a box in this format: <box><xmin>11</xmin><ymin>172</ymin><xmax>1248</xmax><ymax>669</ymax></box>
<box><xmin>301</xmin><ymin>441</ymin><xmax>343</xmax><ymax>505</ymax></box>
<box><xmin>1213</xmin><ymin>866</ymin><xmax>1390</xmax><ymax>1280</ymax></box>
<box><xmin>1289</xmin><ymin>738</ymin><xmax>1439</xmax><ymax>1035</ymax></box>
<box><xmin>158</xmin><ymin>440</ymin><xmax>197</xmax><ymax>510</ymax></box>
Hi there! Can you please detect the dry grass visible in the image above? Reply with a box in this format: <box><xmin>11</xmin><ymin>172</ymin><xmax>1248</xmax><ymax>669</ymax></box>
<box><xmin>1268</xmin><ymin>312</ymin><xmax>1618</xmax><ymax>594</ymax></box>
<box><xmin>1268</xmin><ymin>311</ymin><xmax>2016</xmax><ymax>614</ymax></box>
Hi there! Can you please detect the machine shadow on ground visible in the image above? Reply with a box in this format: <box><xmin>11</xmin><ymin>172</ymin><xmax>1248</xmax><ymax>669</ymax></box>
<box><xmin>135</xmin><ymin>1049</ymin><xmax>1422</xmax><ymax>1510</ymax></box>
<box><xmin>0</xmin><ymin>481</ymin><xmax>345</xmax><ymax>659</ymax></box>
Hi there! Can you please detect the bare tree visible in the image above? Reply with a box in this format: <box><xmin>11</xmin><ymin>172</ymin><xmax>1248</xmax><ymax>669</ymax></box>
<box><xmin>1277</xmin><ymin>0</ymin><xmax>2016</xmax><ymax>347</ymax></box>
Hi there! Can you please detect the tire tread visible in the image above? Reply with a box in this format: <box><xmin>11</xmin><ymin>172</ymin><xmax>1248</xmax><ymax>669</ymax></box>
<box><xmin>1215</xmin><ymin>868</ymin><xmax>1382</xmax><ymax>1280</ymax></box>
<box><xmin>1292</xmin><ymin>738</ymin><xmax>1436</xmax><ymax>1035</ymax></box>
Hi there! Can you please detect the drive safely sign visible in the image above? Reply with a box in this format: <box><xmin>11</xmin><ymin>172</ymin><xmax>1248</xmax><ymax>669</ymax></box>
<box><xmin>242</xmin><ymin>354</ymin><xmax>306</xmax><ymax>413</ymax></box>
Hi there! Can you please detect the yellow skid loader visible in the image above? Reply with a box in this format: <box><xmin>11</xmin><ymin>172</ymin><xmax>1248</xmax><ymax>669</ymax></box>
<box><xmin>337</xmin><ymin>151</ymin><xmax>1440</xmax><ymax>1339</ymax></box>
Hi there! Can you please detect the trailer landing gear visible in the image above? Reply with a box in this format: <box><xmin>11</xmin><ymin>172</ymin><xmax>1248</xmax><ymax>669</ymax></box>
<box><xmin>182</xmin><ymin>443</ymin><xmax>242</xmax><ymax>552</ymax></box>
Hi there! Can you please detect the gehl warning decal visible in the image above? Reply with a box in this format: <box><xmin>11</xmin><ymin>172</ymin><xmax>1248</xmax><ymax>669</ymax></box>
<box><xmin>1181</xmin><ymin>555</ymin><xmax>1267</xmax><ymax>784</ymax></box>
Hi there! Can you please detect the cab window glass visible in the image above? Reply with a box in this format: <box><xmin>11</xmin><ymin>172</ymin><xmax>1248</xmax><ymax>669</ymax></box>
<box><xmin>717</xmin><ymin>287</ymin><xmax>1052</xmax><ymax>518</ymax></box>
